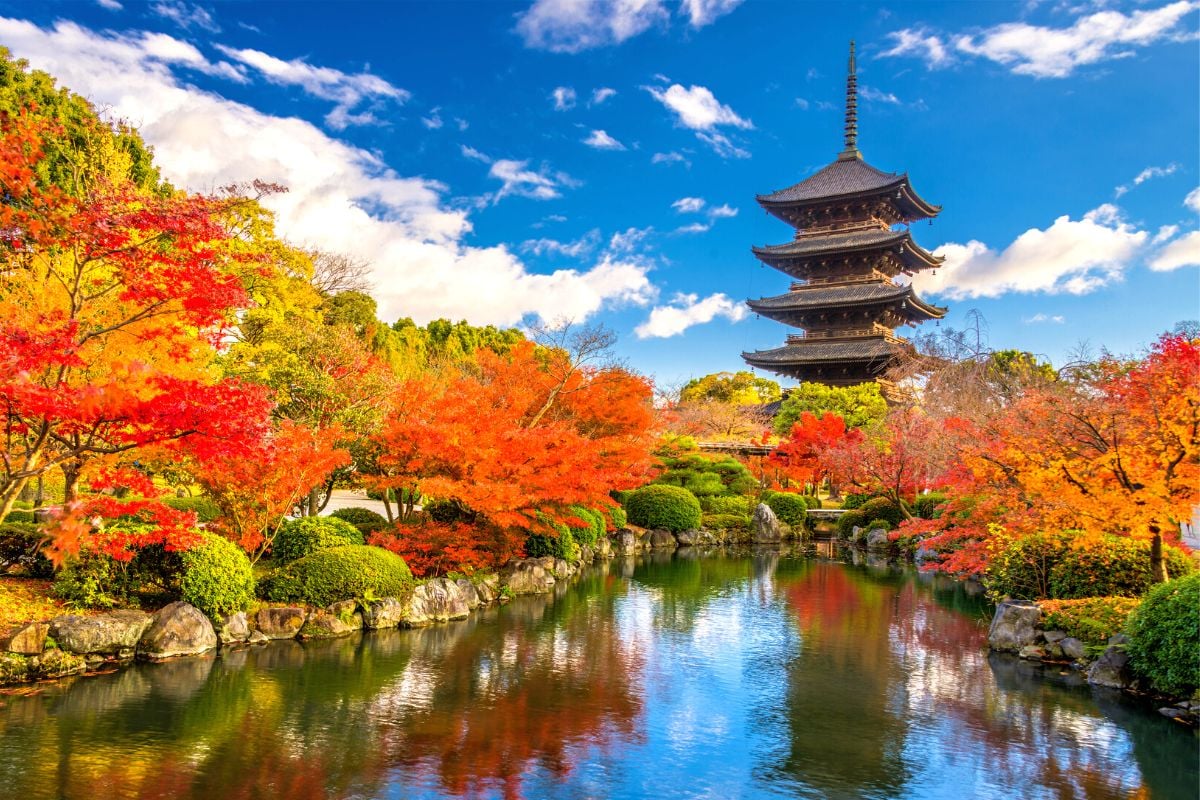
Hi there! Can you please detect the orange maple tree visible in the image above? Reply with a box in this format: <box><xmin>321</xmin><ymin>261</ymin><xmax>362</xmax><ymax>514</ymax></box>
<box><xmin>768</xmin><ymin>411</ymin><xmax>862</xmax><ymax>494</ymax></box>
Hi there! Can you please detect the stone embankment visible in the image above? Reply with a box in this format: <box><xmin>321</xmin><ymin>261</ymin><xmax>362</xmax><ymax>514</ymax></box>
<box><xmin>987</xmin><ymin>600</ymin><xmax>1197</xmax><ymax>723</ymax></box>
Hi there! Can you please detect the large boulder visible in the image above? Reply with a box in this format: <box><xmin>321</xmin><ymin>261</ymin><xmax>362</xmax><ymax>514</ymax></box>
<box><xmin>987</xmin><ymin>601</ymin><xmax>1042</xmax><ymax>653</ymax></box>
<box><xmin>256</xmin><ymin>606</ymin><xmax>307</xmax><ymax>639</ymax></box>
<box><xmin>362</xmin><ymin>597</ymin><xmax>407</xmax><ymax>629</ymax></box>
<box><xmin>216</xmin><ymin>612</ymin><xmax>251</xmax><ymax>646</ymax></box>
<box><xmin>455</xmin><ymin>578</ymin><xmax>481</xmax><ymax>610</ymax></box>
<box><xmin>300</xmin><ymin>601</ymin><xmax>363</xmax><ymax>639</ymax></box>
<box><xmin>648</xmin><ymin>529</ymin><xmax>676</xmax><ymax>549</ymax></box>
<box><xmin>752</xmin><ymin>503</ymin><xmax>783</xmax><ymax>543</ymax></box>
<box><xmin>501</xmin><ymin>559</ymin><xmax>556</xmax><ymax>595</ymax></box>
<box><xmin>402</xmin><ymin>578</ymin><xmax>471</xmax><ymax>627</ymax></box>
<box><xmin>1088</xmin><ymin>644</ymin><xmax>1133</xmax><ymax>689</ymax></box>
<box><xmin>1</xmin><ymin>621</ymin><xmax>49</xmax><ymax>655</ymax></box>
<box><xmin>866</xmin><ymin>529</ymin><xmax>891</xmax><ymax>552</ymax></box>
<box><xmin>614</xmin><ymin>530</ymin><xmax>638</xmax><ymax>552</ymax></box>
<box><xmin>594</xmin><ymin>537</ymin><xmax>613</xmax><ymax>559</ymax></box>
<box><xmin>50</xmin><ymin>610</ymin><xmax>153</xmax><ymax>658</ymax></box>
<box><xmin>475</xmin><ymin>575</ymin><xmax>500</xmax><ymax>605</ymax></box>
<box><xmin>1060</xmin><ymin>637</ymin><xmax>1087</xmax><ymax>661</ymax></box>
<box><xmin>138</xmin><ymin>602</ymin><xmax>218</xmax><ymax>659</ymax></box>
<box><xmin>675</xmin><ymin>529</ymin><xmax>698</xmax><ymax>546</ymax></box>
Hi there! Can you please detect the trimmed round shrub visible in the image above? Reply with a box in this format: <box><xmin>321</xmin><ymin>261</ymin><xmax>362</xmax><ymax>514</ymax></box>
<box><xmin>864</xmin><ymin>518</ymin><xmax>892</xmax><ymax>532</ymax></box>
<box><xmin>0</xmin><ymin>522</ymin><xmax>52</xmax><ymax>578</ymax></box>
<box><xmin>263</xmin><ymin>545</ymin><xmax>412</xmax><ymax>606</ymax></box>
<box><xmin>700</xmin><ymin>495</ymin><xmax>751</xmax><ymax>516</ymax></box>
<box><xmin>53</xmin><ymin>552</ymin><xmax>128</xmax><ymax>609</ymax></box>
<box><xmin>841</xmin><ymin>493</ymin><xmax>870</xmax><ymax>510</ymax></box>
<box><xmin>702</xmin><ymin>513</ymin><xmax>751</xmax><ymax>531</ymax></box>
<box><xmin>525</xmin><ymin>523</ymin><xmax>579</xmax><ymax>562</ymax></box>
<box><xmin>684</xmin><ymin>472</ymin><xmax>726</xmax><ymax>497</ymax></box>
<box><xmin>565</xmin><ymin>506</ymin><xmax>605</xmax><ymax>547</ymax></box>
<box><xmin>180</xmin><ymin>533</ymin><xmax>255</xmax><ymax>620</ymax></box>
<box><xmin>625</xmin><ymin>485</ymin><xmax>702</xmax><ymax>533</ymax></box>
<box><xmin>857</xmin><ymin>497</ymin><xmax>903</xmax><ymax>528</ymax></box>
<box><xmin>765</xmin><ymin>493</ymin><xmax>808</xmax><ymax>528</ymax></box>
<box><xmin>913</xmin><ymin>492</ymin><xmax>948</xmax><ymax>520</ymax></box>
<box><xmin>330</xmin><ymin>507</ymin><xmax>390</xmax><ymax>536</ymax></box>
<box><xmin>802</xmin><ymin>495</ymin><xmax>822</xmax><ymax>510</ymax></box>
<box><xmin>272</xmin><ymin>516</ymin><xmax>364</xmax><ymax>562</ymax></box>
<box><xmin>1125</xmin><ymin>573</ymin><xmax>1200</xmax><ymax>696</ymax></box>
<box><xmin>986</xmin><ymin>531</ymin><xmax>1196</xmax><ymax>601</ymax></box>
<box><xmin>162</xmin><ymin>496</ymin><xmax>222</xmax><ymax>524</ymax></box>
<box><xmin>836</xmin><ymin>509</ymin><xmax>867</xmax><ymax>539</ymax></box>
<box><xmin>611</xmin><ymin>489</ymin><xmax>631</xmax><ymax>507</ymax></box>
<box><xmin>1037</xmin><ymin>597</ymin><xmax>1141</xmax><ymax>645</ymax></box>
<box><xmin>608</xmin><ymin>505</ymin><xmax>627</xmax><ymax>531</ymax></box>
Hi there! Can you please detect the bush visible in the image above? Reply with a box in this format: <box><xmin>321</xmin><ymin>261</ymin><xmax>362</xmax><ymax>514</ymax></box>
<box><xmin>53</xmin><ymin>552</ymin><xmax>129</xmax><ymax>609</ymax></box>
<box><xmin>858</xmin><ymin>497</ymin><xmax>903</xmax><ymax>528</ymax></box>
<box><xmin>1125</xmin><ymin>573</ymin><xmax>1200</xmax><ymax>696</ymax></box>
<box><xmin>802</xmin><ymin>495</ymin><xmax>823</xmax><ymax>510</ymax></box>
<box><xmin>653</xmin><ymin>454</ymin><xmax>754</xmax><ymax>497</ymax></box>
<box><xmin>611</xmin><ymin>489</ymin><xmax>631</xmax><ymax>507</ymax></box>
<box><xmin>0</xmin><ymin>522</ymin><xmax>52</xmax><ymax>578</ymax></box>
<box><xmin>161</xmin><ymin>496</ymin><xmax>222</xmax><ymax>524</ymax></box>
<box><xmin>765</xmin><ymin>493</ymin><xmax>808</xmax><ymax>528</ymax></box>
<box><xmin>864</xmin><ymin>518</ymin><xmax>892</xmax><ymax>532</ymax></box>
<box><xmin>702</xmin><ymin>513</ymin><xmax>751</xmax><ymax>531</ymax></box>
<box><xmin>425</xmin><ymin>498</ymin><xmax>477</xmax><ymax>525</ymax></box>
<box><xmin>986</xmin><ymin>531</ymin><xmax>1196</xmax><ymax>601</ymax></box>
<box><xmin>841</xmin><ymin>493</ymin><xmax>869</xmax><ymax>510</ymax></box>
<box><xmin>913</xmin><ymin>492</ymin><xmax>948</xmax><ymax>520</ymax></box>
<box><xmin>1037</xmin><ymin>597</ymin><xmax>1141</xmax><ymax>645</ymax></box>
<box><xmin>330</xmin><ymin>507</ymin><xmax>390</xmax><ymax>536</ymax></box>
<box><xmin>566</xmin><ymin>506</ymin><xmax>605</xmax><ymax>547</ymax></box>
<box><xmin>2</xmin><ymin>510</ymin><xmax>35</xmax><ymax>524</ymax></box>
<box><xmin>272</xmin><ymin>516</ymin><xmax>364</xmax><ymax>562</ymax></box>
<box><xmin>700</xmin><ymin>495</ymin><xmax>751</xmax><ymax>516</ymax></box>
<box><xmin>525</xmin><ymin>521</ymin><xmax>578</xmax><ymax>562</ymax></box>
<box><xmin>836</xmin><ymin>509</ymin><xmax>867</xmax><ymax>539</ymax></box>
<box><xmin>263</xmin><ymin>545</ymin><xmax>413</xmax><ymax>606</ymax></box>
<box><xmin>608</xmin><ymin>505</ymin><xmax>627</xmax><ymax>531</ymax></box>
<box><xmin>180</xmin><ymin>533</ymin><xmax>255</xmax><ymax>620</ymax></box>
<box><xmin>625</xmin><ymin>485</ymin><xmax>702</xmax><ymax>533</ymax></box>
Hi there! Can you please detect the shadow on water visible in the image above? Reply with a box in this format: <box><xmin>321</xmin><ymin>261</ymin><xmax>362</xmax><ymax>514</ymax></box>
<box><xmin>0</xmin><ymin>550</ymin><xmax>1194</xmax><ymax>800</ymax></box>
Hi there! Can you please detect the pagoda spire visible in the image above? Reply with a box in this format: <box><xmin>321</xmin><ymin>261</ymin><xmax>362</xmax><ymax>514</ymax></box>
<box><xmin>838</xmin><ymin>40</ymin><xmax>860</xmax><ymax>161</ymax></box>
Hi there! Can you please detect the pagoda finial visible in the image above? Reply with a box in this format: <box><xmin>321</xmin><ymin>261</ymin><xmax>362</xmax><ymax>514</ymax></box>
<box><xmin>839</xmin><ymin>40</ymin><xmax>860</xmax><ymax>161</ymax></box>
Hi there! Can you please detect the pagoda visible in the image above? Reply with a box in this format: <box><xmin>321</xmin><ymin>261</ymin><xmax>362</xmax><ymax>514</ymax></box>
<box><xmin>742</xmin><ymin>41</ymin><xmax>946</xmax><ymax>399</ymax></box>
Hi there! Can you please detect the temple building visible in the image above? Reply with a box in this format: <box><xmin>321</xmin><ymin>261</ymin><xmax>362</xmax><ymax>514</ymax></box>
<box><xmin>742</xmin><ymin>41</ymin><xmax>946</xmax><ymax>399</ymax></box>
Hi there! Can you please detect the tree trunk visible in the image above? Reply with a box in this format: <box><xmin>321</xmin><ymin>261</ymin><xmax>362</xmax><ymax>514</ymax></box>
<box><xmin>62</xmin><ymin>461</ymin><xmax>82</xmax><ymax>505</ymax></box>
<box><xmin>35</xmin><ymin>476</ymin><xmax>44</xmax><ymax>508</ymax></box>
<box><xmin>381</xmin><ymin>494</ymin><xmax>394</xmax><ymax>523</ymax></box>
<box><xmin>306</xmin><ymin>487</ymin><xmax>319</xmax><ymax>516</ymax></box>
<box><xmin>1149</xmin><ymin>528</ymin><xmax>1169</xmax><ymax>583</ymax></box>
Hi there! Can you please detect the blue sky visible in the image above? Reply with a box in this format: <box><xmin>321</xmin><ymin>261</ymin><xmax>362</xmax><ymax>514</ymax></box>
<box><xmin>2</xmin><ymin>0</ymin><xmax>1197</xmax><ymax>386</ymax></box>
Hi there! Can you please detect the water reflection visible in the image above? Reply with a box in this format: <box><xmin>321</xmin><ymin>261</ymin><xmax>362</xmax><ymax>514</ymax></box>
<box><xmin>0</xmin><ymin>551</ymin><xmax>1194</xmax><ymax>800</ymax></box>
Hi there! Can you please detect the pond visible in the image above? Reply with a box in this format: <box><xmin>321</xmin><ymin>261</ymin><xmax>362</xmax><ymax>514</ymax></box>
<box><xmin>0</xmin><ymin>549</ymin><xmax>1195</xmax><ymax>800</ymax></box>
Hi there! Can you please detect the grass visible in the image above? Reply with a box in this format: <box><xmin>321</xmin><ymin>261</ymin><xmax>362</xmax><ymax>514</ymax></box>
<box><xmin>0</xmin><ymin>578</ymin><xmax>83</xmax><ymax>630</ymax></box>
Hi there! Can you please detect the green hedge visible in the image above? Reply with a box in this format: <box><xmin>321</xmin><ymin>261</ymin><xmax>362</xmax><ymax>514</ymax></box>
<box><xmin>1037</xmin><ymin>597</ymin><xmax>1141</xmax><ymax>645</ymax></box>
<box><xmin>802</xmin><ymin>495</ymin><xmax>822</xmax><ymax>510</ymax></box>
<box><xmin>567</xmin><ymin>506</ymin><xmax>605</xmax><ymax>547</ymax></box>
<box><xmin>525</xmin><ymin>520</ymin><xmax>579</xmax><ymax>562</ymax></box>
<box><xmin>841</xmin><ymin>493</ymin><xmax>870</xmax><ymax>510</ymax></box>
<box><xmin>180</xmin><ymin>533</ymin><xmax>255</xmax><ymax>620</ymax></box>
<box><xmin>162</xmin><ymin>496</ymin><xmax>222</xmax><ymax>524</ymax></box>
<box><xmin>0</xmin><ymin>522</ymin><xmax>52</xmax><ymax>578</ymax></box>
<box><xmin>652</xmin><ymin>454</ymin><xmax>755</xmax><ymax>497</ymax></box>
<box><xmin>764</xmin><ymin>493</ymin><xmax>808</xmax><ymax>528</ymax></box>
<box><xmin>625</xmin><ymin>485</ymin><xmax>702</xmax><ymax>533</ymax></box>
<box><xmin>272</xmin><ymin>516</ymin><xmax>364</xmax><ymax>562</ymax></box>
<box><xmin>986</xmin><ymin>531</ymin><xmax>1196</xmax><ymax>601</ymax></box>
<box><xmin>836</xmin><ymin>509</ymin><xmax>867</xmax><ymax>538</ymax></box>
<box><xmin>608</xmin><ymin>505</ymin><xmax>627</xmax><ymax>531</ymax></box>
<box><xmin>700</xmin><ymin>495</ymin><xmax>751</xmax><ymax>516</ymax></box>
<box><xmin>2</xmin><ymin>510</ymin><xmax>35</xmax><ymax>524</ymax></box>
<box><xmin>702</xmin><ymin>513</ymin><xmax>751</xmax><ymax>531</ymax></box>
<box><xmin>262</xmin><ymin>545</ymin><xmax>412</xmax><ymax>606</ymax></box>
<box><xmin>330</xmin><ymin>507</ymin><xmax>390</xmax><ymax>536</ymax></box>
<box><xmin>857</xmin><ymin>497</ymin><xmax>903</xmax><ymax>528</ymax></box>
<box><xmin>1125</xmin><ymin>573</ymin><xmax>1200</xmax><ymax>696</ymax></box>
<box><xmin>864</xmin><ymin>518</ymin><xmax>892</xmax><ymax>532</ymax></box>
<box><xmin>913</xmin><ymin>492</ymin><xmax>948</xmax><ymax>520</ymax></box>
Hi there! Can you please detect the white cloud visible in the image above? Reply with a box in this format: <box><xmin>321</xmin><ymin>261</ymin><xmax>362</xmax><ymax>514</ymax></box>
<box><xmin>215</xmin><ymin>44</ymin><xmax>408</xmax><ymax>129</ymax></box>
<box><xmin>421</xmin><ymin>108</ymin><xmax>443</xmax><ymax>129</ymax></box>
<box><xmin>583</xmin><ymin>129</ymin><xmax>626</xmax><ymax>150</ymax></box>
<box><xmin>884</xmin><ymin>1</ymin><xmax>1199</xmax><ymax>78</ymax></box>
<box><xmin>635</xmin><ymin>292</ymin><xmax>747</xmax><ymax>338</ymax></box>
<box><xmin>913</xmin><ymin>203</ymin><xmax>1149</xmax><ymax>299</ymax></box>
<box><xmin>1153</xmin><ymin>224</ymin><xmax>1180</xmax><ymax>244</ymax></box>
<box><xmin>516</xmin><ymin>0</ymin><xmax>669</xmax><ymax>53</ymax></box>
<box><xmin>679</xmin><ymin>0</ymin><xmax>744</xmax><ymax>27</ymax></box>
<box><xmin>645</xmin><ymin>83</ymin><xmax>752</xmax><ymax>130</ymax></box>
<box><xmin>455</xmin><ymin>117</ymin><xmax>469</xmax><ymax>131</ymax></box>
<box><xmin>1150</xmin><ymin>231</ymin><xmax>1200</xmax><ymax>271</ymax></box>
<box><xmin>695</xmin><ymin>130</ymin><xmax>749</xmax><ymax>159</ymax></box>
<box><xmin>609</xmin><ymin>226</ymin><xmax>654</xmax><ymax>254</ymax></box>
<box><xmin>461</xmin><ymin>145</ymin><xmax>491</xmax><ymax>163</ymax></box>
<box><xmin>859</xmin><ymin>86</ymin><xmax>901</xmax><ymax>104</ymax></box>
<box><xmin>1185</xmin><ymin>187</ymin><xmax>1200</xmax><ymax>213</ymax></box>
<box><xmin>96</xmin><ymin>0</ymin><xmax>123</xmax><ymax>10</ymax></box>
<box><xmin>652</xmin><ymin>151</ymin><xmax>690</xmax><ymax>167</ymax></box>
<box><xmin>674</xmin><ymin>222</ymin><xmax>711</xmax><ymax>234</ymax></box>
<box><xmin>672</xmin><ymin>196</ymin><xmax>706</xmax><ymax>213</ymax></box>
<box><xmin>488</xmin><ymin>159</ymin><xmax>575</xmax><ymax>202</ymax></box>
<box><xmin>151</xmin><ymin>0</ymin><xmax>219</xmax><ymax>32</ymax></box>
<box><xmin>1023</xmin><ymin>313</ymin><xmax>1066</xmax><ymax>324</ymax></box>
<box><xmin>1115</xmin><ymin>163</ymin><xmax>1178</xmax><ymax>196</ymax></box>
<box><xmin>0</xmin><ymin>17</ymin><xmax>656</xmax><ymax>328</ymax></box>
<box><xmin>551</xmin><ymin>85</ymin><xmax>576</xmax><ymax>110</ymax></box>
<box><xmin>707</xmin><ymin>203</ymin><xmax>737</xmax><ymax>218</ymax></box>
<box><xmin>590</xmin><ymin>87</ymin><xmax>617</xmax><ymax>105</ymax></box>
<box><xmin>521</xmin><ymin>229</ymin><xmax>601</xmax><ymax>258</ymax></box>
<box><xmin>794</xmin><ymin>97</ymin><xmax>810</xmax><ymax>110</ymax></box>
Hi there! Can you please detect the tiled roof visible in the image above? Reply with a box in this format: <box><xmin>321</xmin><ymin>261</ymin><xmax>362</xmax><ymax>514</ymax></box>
<box><xmin>753</xmin><ymin>228</ymin><xmax>905</xmax><ymax>258</ymax></box>
<box><xmin>758</xmin><ymin>157</ymin><xmax>903</xmax><ymax>204</ymax></box>
<box><xmin>749</xmin><ymin>282</ymin><xmax>910</xmax><ymax>310</ymax></box>
<box><xmin>743</xmin><ymin>337</ymin><xmax>902</xmax><ymax>364</ymax></box>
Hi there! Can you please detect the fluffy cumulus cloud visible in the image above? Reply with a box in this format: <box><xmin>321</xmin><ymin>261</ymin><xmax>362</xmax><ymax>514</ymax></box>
<box><xmin>678</xmin><ymin>0</ymin><xmax>744</xmax><ymax>27</ymax></box>
<box><xmin>590</xmin><ymin>87</ymin><xmax>617</xmax><ymax>105</ymax></box>
<box><xmin>1150</xmin><ymin>231</ymin><xmax>1200</xmax><ymax>271</ymax></box>
<box><xmin>488</xmin><ymin>159</ymin><xmax>578</xmax><ymax>202</ymax></box>
<box><xmin>583</xmin><ymin>129</ymin><xmax>626</xmax><ymax>150</ymax></box>
<box><xmin>882</xmin><ymin>0</ymin><xmax>1198</xmax><ymax>77</ymax></box>
<box><xmin>551</xmin><ymin>85</ymin><xmax>576</xmax><ymax>110</ymax></box>
<box><xmin>214</xmin><ymin>44</ymin><xmax>409</xmax><ymax>128</ymax></box>
<box><xmin>1185</xmin><ymin>187</ymin><xmax>1200</xmax><ymax>213</ymax></box>
<box><xmin>672</xmin><ymin>196</ymin><xmax>705</xmax><ymax>213</ymax></box>
<box><xmin>0</xmin><ymin>17</ymin><xmax>657</xmax><ymax>327</ymax></box>
<box><xmin>635</xmin><ymin>292</ymin><xmax>746</xmax><ymax>338</ymax></box>
<box><xmin>516</xmin><ymin>0</ymin><xmax>669</xmax><ymax>53</ymax></box>
<box><xmin>913</xmin><ymin>204</ymin><xmax>1150</xmax><ymax>299</ymax></box>
<box><xmin>645</xmin><ymin>83</ymin><xmax>752</xmax><ymax>158</ymax></box>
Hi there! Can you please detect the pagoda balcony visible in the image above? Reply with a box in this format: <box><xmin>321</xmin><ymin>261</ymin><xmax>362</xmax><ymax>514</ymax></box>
<box><xmin>790</xmin><ymin>271</ymin><xmax>892</xmax><ymax>289</ymax></box>
<box><xmin>787</xmin><ymin>325</ymin><xmax>901</xmax><ymax>344</ymax></box>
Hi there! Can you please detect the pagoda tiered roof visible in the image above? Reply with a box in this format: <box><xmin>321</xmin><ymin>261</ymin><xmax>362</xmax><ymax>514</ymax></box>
<box><xmin>742</xmin><ymin>336</ymin><xmax>911</xmax><ymax>383</ymax></box>
<box><xmin>752</xmin><ymin>228</ymin><xmax>943</xmax><ymax>275</ymax></box>
<box><xmin>748</xmin><ymin>283</ymin><xmax>947</xmax><ymax>322</ymax></box>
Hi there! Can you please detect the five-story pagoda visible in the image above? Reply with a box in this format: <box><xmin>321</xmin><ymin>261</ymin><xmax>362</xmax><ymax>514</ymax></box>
<box><xmin>742</xmin><ymin>42</ymin><xmax>946</xmax><ymax>399</ymax></box>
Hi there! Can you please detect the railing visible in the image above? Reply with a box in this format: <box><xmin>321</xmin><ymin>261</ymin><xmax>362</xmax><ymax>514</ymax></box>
<box><xmin>786</xmin><ymin>325</ymin><xmax>899</xmax><ymax>343</ymax></box>
<box><xmin>790</xmin><ymin>272</ymin><xmax>892</xmax><ymax>289</ymax></box>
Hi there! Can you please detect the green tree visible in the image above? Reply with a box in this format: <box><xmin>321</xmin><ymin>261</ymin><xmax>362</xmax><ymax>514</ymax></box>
<box><xmin>681</xmin><ymin>371</ymin><xmax>782</xmax><ymax>405</ymax></box>
<box><xmin>774</xmin><ymin>383</ymin><xmax>887</xmax><ymax>434</ymax></box>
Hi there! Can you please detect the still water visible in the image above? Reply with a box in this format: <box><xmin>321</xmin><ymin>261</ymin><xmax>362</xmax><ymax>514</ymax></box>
<box><xmin>0</xmin><ymin>549</ymin><xmax>1195</xmax><ymax>800</ymax></box>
